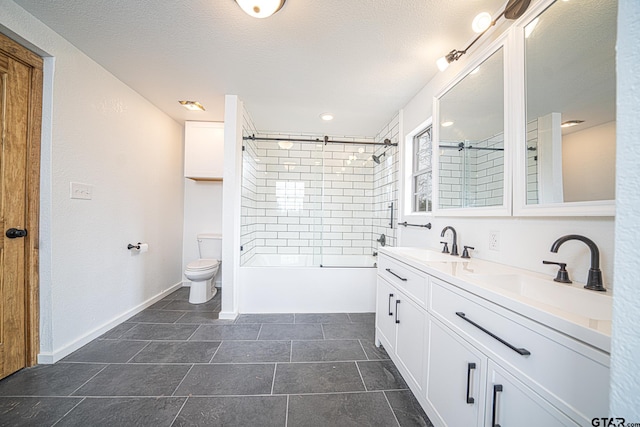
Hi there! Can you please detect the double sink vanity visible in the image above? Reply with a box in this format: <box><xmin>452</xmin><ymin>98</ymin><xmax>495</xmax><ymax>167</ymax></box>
<box><xmin>375</xmin><ymin>247</ymin><xmax>611</xmax><ymax>427</ymax></box>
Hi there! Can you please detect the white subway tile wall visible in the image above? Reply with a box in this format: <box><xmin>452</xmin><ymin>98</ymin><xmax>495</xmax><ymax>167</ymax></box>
<box><xmin>239</xmin><ymin>113</ymin><xmax>400</xmax><ymax>265</ymax></box>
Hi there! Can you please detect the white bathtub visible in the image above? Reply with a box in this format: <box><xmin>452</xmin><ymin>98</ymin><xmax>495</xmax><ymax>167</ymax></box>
<box><xmin>239</xmin><ymin>254</ymin><xmax>377</xmax><ymax>313</ymax></box>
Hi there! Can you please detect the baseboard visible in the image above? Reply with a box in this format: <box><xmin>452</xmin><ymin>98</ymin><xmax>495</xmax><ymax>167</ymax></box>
<box><xmin>37</xmin><ymin>281</ymin><xmax>184</xmax><ymax>364</ymax></box>
<box><xmin>218</xmin><ymin>311</ymin><xmax>238</xmax><ymax>320</ymax></box>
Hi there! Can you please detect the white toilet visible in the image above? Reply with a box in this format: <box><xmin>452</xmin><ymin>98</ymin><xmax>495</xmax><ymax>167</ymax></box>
<box><xmin>184</xmin><ymin>233</ymin><xmax>222</xmax><ymax>304</ymax></box>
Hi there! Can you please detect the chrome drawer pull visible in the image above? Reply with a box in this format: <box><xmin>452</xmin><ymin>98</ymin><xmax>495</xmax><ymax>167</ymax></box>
<box><xmin>455</xmin><ymin>312</ymin><xmax>531</xmax><ymax>356</ymax></box>
<box><xmin>385</xmin><ymin>268</ymin><xmax>408</xmax><ymax>281</ymax></box>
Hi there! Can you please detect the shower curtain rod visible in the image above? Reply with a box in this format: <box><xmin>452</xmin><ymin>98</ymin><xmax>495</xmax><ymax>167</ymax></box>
<box><xmin>440</xmin><ymin>143</ymin><xmax>504</xmax><ymax>152</ymax></box>
<box><xmin>243</xmin><ymin>134</ymin><xmax>398</xmax><ymax>147</ymax></box>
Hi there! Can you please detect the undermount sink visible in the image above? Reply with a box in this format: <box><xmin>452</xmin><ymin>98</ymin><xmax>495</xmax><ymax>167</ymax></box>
<box><xmin>465</xmin><ymin>273</ymin><xmax>612</xmax><ymax>321</ymax></box>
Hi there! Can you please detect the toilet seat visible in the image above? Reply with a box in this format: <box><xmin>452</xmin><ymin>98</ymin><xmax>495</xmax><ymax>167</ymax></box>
<box><xmin>186</xmin><ymin>258</ymin><xmax>219</xmax><ymax>271</ymax></box>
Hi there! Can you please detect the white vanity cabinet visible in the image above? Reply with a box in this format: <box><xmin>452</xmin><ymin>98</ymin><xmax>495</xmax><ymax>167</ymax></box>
<box><xmin>184</xmin><ymin>121</ymin><xmax>224</xmax><ymax>180</ymax></box>
<box><xmin>375</xmin><ymin>249</ymin><xmax>610</xmax><ymax>427</ymax></box>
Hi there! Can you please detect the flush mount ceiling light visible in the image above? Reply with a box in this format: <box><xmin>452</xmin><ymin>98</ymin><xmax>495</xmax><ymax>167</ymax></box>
<box><xmin>235</xmin><ymin>0</ymin><xmax>286</xmax><ymax>18</ymax></box>
<box><xmin>320</xmin><ymin>113</ymin><xmax>334</xmax><ymax>121</ymax></box>
<box><xmin>436</xmin><ymin>0</ymin><xmax>532</xmax><ymax>72</ymax></box>
<box><xmin>561</xmin><ymin>120</ymin><xmax>585</xmax><ymax>128</ymax></box>
<box><xmin>179</xmin><ymin>100</ymin><xmax>206</xmax><ymax>111</ymax></box>
<box><xmin>278</xmin><ymin>140</ymin><xmax>294</xmax><ymax>149</ymax></box>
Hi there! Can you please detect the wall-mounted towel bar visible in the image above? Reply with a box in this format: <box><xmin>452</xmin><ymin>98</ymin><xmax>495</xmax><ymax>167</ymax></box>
<box><xmin>398</xmin><ymin>222</ymin><xmax>432</xmax><ymax>229</ymax></box>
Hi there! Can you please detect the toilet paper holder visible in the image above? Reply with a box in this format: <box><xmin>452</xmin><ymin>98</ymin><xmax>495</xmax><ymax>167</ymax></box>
<box><xmin>127</xmin><ymin>243</ymin><xmax>141</xmax><ymax>250</ymax></box>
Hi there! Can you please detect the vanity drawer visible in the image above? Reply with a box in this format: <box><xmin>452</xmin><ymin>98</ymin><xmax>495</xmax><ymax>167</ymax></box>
<box><xmin>378</xmin><ymin>255</ymin><xmax>428</xmax><ymax>307</ymax></box>
<box><xmin>429</xmin><ymin>278</ymin><xmax>610</xmax><ymax>424</ymax></box>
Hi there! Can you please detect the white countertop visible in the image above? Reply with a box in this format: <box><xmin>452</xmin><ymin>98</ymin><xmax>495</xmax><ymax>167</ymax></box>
<box><xmin>379</xmin><ymin>247</ymin><xmax>612</xmax><ymax>354</ymax></box>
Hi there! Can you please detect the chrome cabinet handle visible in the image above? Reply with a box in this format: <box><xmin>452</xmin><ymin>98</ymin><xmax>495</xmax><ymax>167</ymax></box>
<box><xmin>466</xmin><ymin>362</ymin><xmax>476</xmax><ymax>404</ymax></box>
<box><xmin>492</xmin><ymin>384</ymin><xmax>503</xmax><ymax>427</ymax></box>
<box><xmin>385</xmin><ymin>268</ymin><xmax>407</xmax><ymax>281</ymax></box>
<box><xmin>456</xmin><ymin>312</ymin><xmax>531</xmax><ymax>356</ymax></box>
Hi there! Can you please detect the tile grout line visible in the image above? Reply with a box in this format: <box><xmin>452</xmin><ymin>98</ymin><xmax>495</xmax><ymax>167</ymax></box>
<box><xmin>284</xmin><ymin>394</ymin><xmax>290</xmax><ymax>427</ymax></box>
<box><xmin>170</xmin><ymin>364</ymin><xmax>195</xmax><ymax>397</ymax></box>
<box><xmin>50</xmin><ymin>396</ymin><xmax>86</xmax><ymax>427</ymax></box>
<box><xmin>289</xmin><ymin>340</ymin><xmax>293</xmax><ymax>363</ymax></box>
<box><xmin>185</xmin><ymin>324</ymin><xmax>202</xmax><ymax>341</ymax></box>
<box><xmin>320</xmin><ymin>324</ymin><xmax>326</xmax><ymax>340</ymax></box>
<box><xmin>207</xmin><ymin>341</ymin><xmax>223</xmax><ymax>363</ymax></box>
<box><xmin>257</xmin><ymin>323</ymin><xmax>264</xmax><ymax>340</ymax></box>
<box><xmin>169</xmin><ymin>396</ymin><xmax>190</xmax><ymax>426</ymax></box>
<box><xmin>354</xmin><ymin>361</ymin><xmax>368</xmax><ymax>392</ymax></box>
<box><xmin>270</xmin><ymin>363</ymin><xmax>278</xmax><ymax>395</ymax></box>
<box><xmin>382</xmin><ymin>391</ymin><xmax>402</xmax><ymax>427</ymax></box>
<box><xmin>125</xmin><ymin>341</ymin><xmax>153</xmax><ymax>363</ymax></box>
<box><xmin>68</xmin><ymin>364</ymin><xmax>109</xmax><ymax>396</ymax></box>
<box><xmin>357</xmin><ymin>339</ymin><xmax>371</xmax><ymax>361</ymax></box>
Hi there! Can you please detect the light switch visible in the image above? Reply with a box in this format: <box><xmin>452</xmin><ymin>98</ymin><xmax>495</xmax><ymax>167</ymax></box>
<box><xmin>70</xmin><ymin>182</ymin><xmax>92</xmax><ymax>200</ymax></box>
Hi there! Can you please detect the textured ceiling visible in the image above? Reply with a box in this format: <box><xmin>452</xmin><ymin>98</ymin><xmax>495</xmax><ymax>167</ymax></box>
<box><xmin>13</xmin><ymin>0</ymin><xmax>505</xmax><ymax>136</ymax></box>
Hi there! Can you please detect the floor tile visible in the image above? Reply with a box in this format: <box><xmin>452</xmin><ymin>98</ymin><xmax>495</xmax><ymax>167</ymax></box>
<box><xmin>357</xmin><ymin>360</ymin><xmax>408</xmax><ymax>391</ymax></box>
<box><xmin>322</xmin><ymin>322</ymin><xmax>375</xmax><ymax>340</ymax></box>
<box><xmin>120</xmin><ymin>324</ymin><xmax>198</xmax><ymax>340</ymax></box>
<box><xmin>0</xmin><ymin>364</ymin><xmax>106</xmax><ymax>396</ymax></box>
<box><xmin>174</xmin><ymin>364</ymin><xmax>275</xmax><ymax>396</ymax></box>
<box><xmin>385</xmin><ymin>390</ymin><xmax>434</xmax><ymax>427</ymax></box>
<box><xmin>62</xmin><ymin>340</ymin><xmax>149</xmax><ymax>363</ymax></box>
<box><xmin>73</xmin><ymin>364</ymin><xmax>190</xmax><ymax>396</ymax></box>
<box><xmin>99</xmin><ymin>322</ymin><xmax>136</xmax><ymax>339</ymax></box>
<box><xmin>56</xmin><ymin>397</ymin><xmax>186</xmax><ymax>427</ymax></box>
<box><xmin>0</xmin><ymin>397</ymin><xmax>82</xmax><ymax>427</ymax></box>
<box><xmin>288</xmin><ymin>392</ymin><xmax>398</xmax><ymax>427</ymax></box>
<box><xmin>291</xmin><ymin>340</ymin><xmax>366</xmax><ymax>362</ymax></box>
<box><xmin>361</xmin><ymin>340</ymin><xmax>391</xmax><ymax>360</ymax></box>
<box><xmin>348</xmin><ymin>312</ymin><xmax>376</xmax><ymax>324</ymax></box>
<box><xmin>130</xmin><ymin>341</ymin><xmax>221</xmax><ymax>363</ymax></box>
<box><xmin>162</xmin><ymin>299</ymin><xmax>219</xmax><ymax>312</ymax></box>
<box><xmin>173</xmin><ymin>396</ymin><xmax>287</xmax><ymax>427</ymax></box>
<box><xmin>236</xmin><ymin>313</ymin><xmax>295</xmax><ymax>324</ymax></box>
<box><xmin>147</xmin><ymin>299</ymin><xmax>171</xmax><ymax>310</ymax></box>
<box><xmin>294</xmin><ymin>313</ymin><xmax>350</xmax><ymax>324</ymax></box>
<box><xmin>212</xmin><ymin>341</ymin><xmax>291</xmax><ymax>363</ymax></box>
<box><xmin>128</xmin><ymin>310</ymin><xmax>186</xmax><ymax>323</ymax></box>
<box><xmin>165</xmin><ymin>288</ymin><xmax>190</xmax><ymax>300</ymax></box>
<box><xmin>174</xmin><ymin>311</ymin><xmax>228</xmax><ymax>324</ymax></box>
<box><xmin>272</xmin><ymin>362</ymin><xmax>365</xmax><ymax>394</ymax></box>
<box><xmin>258</xmin><ymin>324</ymin><xmax>323</xmax><ymax>340</ymax></box>
<box><xmin>189</xmin><ymin>324</ymin><xmax>260</xmax><ymax>341</ymax></box>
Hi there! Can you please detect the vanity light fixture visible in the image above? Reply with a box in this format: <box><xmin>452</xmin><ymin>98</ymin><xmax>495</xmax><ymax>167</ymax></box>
<box><xmin>235</xmin><ymin>0</ymin><xmax>286</xmax><ymax>19</ymax></box>
<box><xmin>320</xmin><ymin>113</ymin><xmax>334</xmax><ymax>121</ymax></box>
<box><xmin>179</xmin><ymin>100</ymin><xmax>206</xmax><ymax>111</ymax></box>
<box><xmin>472</xmin><ymin>12</ymin><xmax>493</xmax><ymax>33</ymax></box>
<box><xmin>561</xmin><ymin>120</ymin><xmax>585</xmax><ymax>128</ymax></box>
<box><xmin>436</xmin><ymin>0</ymin><xmax>532</xmax><ymax>71</ymax></box>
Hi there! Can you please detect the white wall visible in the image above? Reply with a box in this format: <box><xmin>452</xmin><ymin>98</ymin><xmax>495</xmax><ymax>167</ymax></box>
<box><xmin>182</xmin><ymin>179</ymin><xmax>223</xmax><ymax>285</ymax></box>
<box><xmin>1</xmin><ymin>1</ymin><xmax>185</xmax><ymax>362</ymax></box>
<box><xmin>610</xmin><ymin>0</ymin><xmax>640</xmax><ymax>418</ymax></box>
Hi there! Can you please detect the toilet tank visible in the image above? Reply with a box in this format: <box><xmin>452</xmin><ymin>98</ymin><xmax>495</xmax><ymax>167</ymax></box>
<box><xmin>197</xmin><ymin>233</ymin><xmax>222</xmax><ymax>259</ymax></box>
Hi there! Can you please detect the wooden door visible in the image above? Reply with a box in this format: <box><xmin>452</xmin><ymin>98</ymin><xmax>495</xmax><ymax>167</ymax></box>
<box><xmin>0</xmin><ymin>34</ymin><xmax>43</xmax><ymax>380</ymax></box>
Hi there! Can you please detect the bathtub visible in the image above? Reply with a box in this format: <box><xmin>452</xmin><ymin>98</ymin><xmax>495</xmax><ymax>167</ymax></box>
<box><xmin>238</xmin><ymin>254</ymin><xmax>377</xmax><ymax>313</ymax></box>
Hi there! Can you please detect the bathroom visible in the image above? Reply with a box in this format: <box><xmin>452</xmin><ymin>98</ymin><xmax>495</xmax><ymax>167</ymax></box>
<box><xmin>0</xmin><ymin>0</ymin><xmax>637</xmax><ymax>425</ymax></box>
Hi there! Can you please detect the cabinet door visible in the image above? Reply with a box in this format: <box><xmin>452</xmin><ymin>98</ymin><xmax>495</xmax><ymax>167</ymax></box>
<box><xmin>426</xmin><ymin>317</ymin><xmax>486</xmax><ymax>427</ymax></box>
<box><xmin>375</xmin><ymin>277</ymin><xmax>397</xmax><ymax>350</ymax></box>
<box><xmin>484</xmin><ymin>361</ymin><xmax>578</xmax><ymax>427</ymax></box>
<box><xmin>395</xmin><ymin>293</ymin><xmax>427</xmax><ymax>390</ymax></box>
<box><xmin>185</xmin><ymin>121</ymin><xmax>224</xmax><ymax>179</ymax></box>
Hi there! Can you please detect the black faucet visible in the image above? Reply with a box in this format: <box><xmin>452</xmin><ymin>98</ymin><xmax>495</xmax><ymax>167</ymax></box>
<box><xmin>441</xmin><ymin>226</ymin><xmax>459</xmax><ymax>256</ymax></box>
<box><xmin>550</xmin><ymin>234</ymin><xmax>605</xmax><ymax>292</ymax></box>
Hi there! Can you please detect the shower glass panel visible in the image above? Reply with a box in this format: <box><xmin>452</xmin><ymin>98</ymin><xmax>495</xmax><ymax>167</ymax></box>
<box><xmin>240</xmin><ymin>133</ymin><xmax>389</xmax><ymax>268</ymax></box>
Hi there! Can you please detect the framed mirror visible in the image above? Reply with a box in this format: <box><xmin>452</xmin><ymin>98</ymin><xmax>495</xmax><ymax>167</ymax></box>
<box><xmin>433</xmin><ymin>42</ymin><xmax>511</xmax><ymax>216</ymax></box>
<box><xmin>514</xmin><ymin>0</ymin><xmax>616</xmax><ymax>216</ymax></box>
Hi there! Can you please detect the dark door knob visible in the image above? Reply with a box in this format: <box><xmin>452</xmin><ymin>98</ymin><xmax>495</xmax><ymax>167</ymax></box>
<box><xmin>6</xmin><ymin>228</ymin><xmax>27</xmax><ymax>239</ymax></box>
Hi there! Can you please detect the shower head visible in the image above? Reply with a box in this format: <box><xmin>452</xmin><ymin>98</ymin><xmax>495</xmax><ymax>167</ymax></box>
<box><xmin>372</xmin><ymin>151</ymin><xmax>387</xmax><ymax>164</ymax></box>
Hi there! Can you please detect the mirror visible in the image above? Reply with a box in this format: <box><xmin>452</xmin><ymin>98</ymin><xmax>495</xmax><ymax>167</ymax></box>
<box><xmin>436</xmin><ymin>47</ymin><xmax>506</xmax><ymax>211</ymax></box>
<box><xmin>524</xmin><ymin>0</ymin><xmax>616</xmax><ymax>207</ymax></box>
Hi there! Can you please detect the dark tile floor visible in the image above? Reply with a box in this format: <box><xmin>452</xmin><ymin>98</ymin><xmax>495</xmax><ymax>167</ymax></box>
<box><xmin>0</xmin><ymin>288</ymin><xmax>433</xmax><ymax>426</ymax></box>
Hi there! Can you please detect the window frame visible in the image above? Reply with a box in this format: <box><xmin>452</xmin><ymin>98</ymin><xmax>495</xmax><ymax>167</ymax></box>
<box><xmin>412</xmin><ymin>125</ymin><xmax>433</xmax><ymax>213</ymax></box>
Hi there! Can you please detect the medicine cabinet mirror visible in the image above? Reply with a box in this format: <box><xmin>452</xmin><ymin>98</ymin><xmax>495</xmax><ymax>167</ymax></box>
<box><xmin>516</xmin><ymin>0</ymin><xmax>616</xmax><ymax>216</ymax></box>
<box><xmin>433</xmin><ymin>45</ymin><xmax>510</xmax><ymax>216</ymax></box>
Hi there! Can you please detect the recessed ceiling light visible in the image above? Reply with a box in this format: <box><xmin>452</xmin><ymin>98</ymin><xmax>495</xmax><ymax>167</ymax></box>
<box><xmin>235</xmin><ymin>0</ymin><xmax>286</xmax><ymax>18</ymax></box>
<box><xmin>179</xmin><ymin>100</ymin><xmax>205</xmax><ymax>111</ymax></box>
<box><xmin>320</xmin><ymin>113</ymin><xmax>334</xmax><ymax>121</ymax></box>
<box><xmin>472</xmin><ymin>12</ymin><xmax>493</xmax><ymax>33</ymax></box>
<box><xmin>441</xmin><ymin>121</ymin><xmax>454</xmax><ymax>127</ymax></box>
<box><xmin>561</xmin><ymin>120</ymin><xmax>585</xmax><ymax>128</ymax></box>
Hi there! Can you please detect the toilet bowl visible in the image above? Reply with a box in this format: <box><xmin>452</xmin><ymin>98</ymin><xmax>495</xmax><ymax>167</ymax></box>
<box><xmin>185</xmin><ymin>259</ymin><xmax>219</xmax><ymax>304</ymax></box>
<box><xmin>185</xmin><ymin>233</ymin><xmax>222</xmax><ymax>304</ymax></box>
